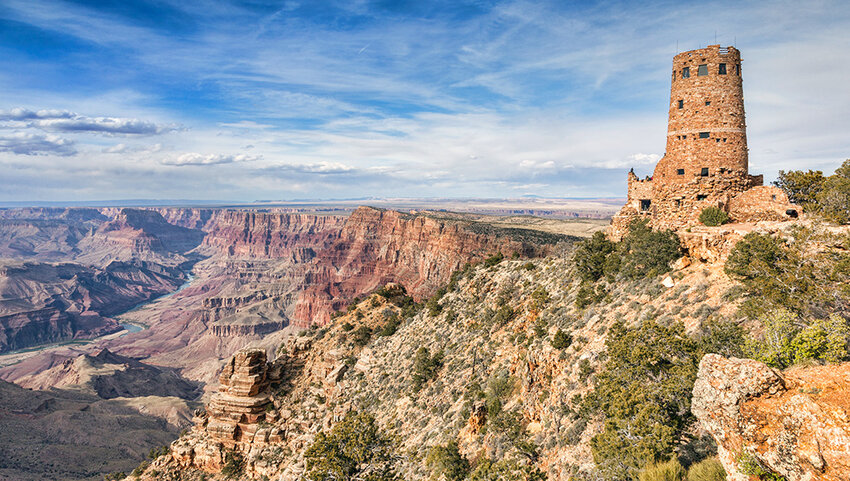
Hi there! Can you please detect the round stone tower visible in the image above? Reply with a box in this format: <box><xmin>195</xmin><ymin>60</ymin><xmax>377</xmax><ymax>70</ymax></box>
<box><xmin>650</xmin><ymin>45</ymin><xmax>759</xmax><ymax>229</ymax></box>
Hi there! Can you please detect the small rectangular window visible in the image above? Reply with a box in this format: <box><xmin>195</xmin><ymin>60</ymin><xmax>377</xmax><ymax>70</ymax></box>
<box><xmin>718</xmin><ymin>63</ymin><xmax>727</xmax><ymax>75</ymax></box>
<box><xmin>697</xmin><ymin>194</ymin><xmax>708</xmax><ymax>201</ymax></box>
<box><xmin>678</xmin><ymin>100</ymin><xmax>684</xmax><ymax>109</ymax></box>
<box><xmin>705</xmin><ymin>101</ymin><xmax>711</xmax><ymax>106</ymax></box>
<box><xmin>700</xmin><ymin>167</ymin><xmax>709</xmax><ymax>176</ymax></box>
<box><xmin>640</xmin><ymin>199</ymin><xmax>651</xmax><ymax>212</ymax></box>
<box><xmin>682</xmin><ymin>67</ymin><xmax>690</xmax><ymax>78</ymax></box>
<box><xmin>699</xmin><ymin>132</ymin><xmax>710</xmax><ymax>138</ymax></box>
<box><xmin>676</xmin><ymin>169</ymin><xmax>685</xmax><ymax>175</ymax></box>
<box><xmin>736</xmin><ymin>63</ymin><xmax>740</xmax><ymax>75</ymax></box>
<box><xmin>698</xmin><ymin>64</ymin><xmax>708</xmax><ymax>76</ymax></box>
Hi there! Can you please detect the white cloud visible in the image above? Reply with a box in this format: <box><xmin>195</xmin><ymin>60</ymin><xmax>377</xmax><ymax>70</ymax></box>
<box><xmin>0</xmin><ymin>132</ymin><xmax>76</xmax><ymax>156</ymax></box>
<box><xmin>161</xmin><ymin>152</ymin><xmax>261</xmax><ymax>166</ymax></box>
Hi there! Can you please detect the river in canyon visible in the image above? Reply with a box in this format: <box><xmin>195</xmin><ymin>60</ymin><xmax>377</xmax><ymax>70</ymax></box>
<box><xmin>0</xmin><ymin>271</ymin><xmax>196</xmax><ymax>368</ymax></box>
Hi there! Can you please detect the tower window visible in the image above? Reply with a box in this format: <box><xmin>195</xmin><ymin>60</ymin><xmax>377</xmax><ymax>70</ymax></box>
<box><xmin>736</xmin><ymin>63</ymin><xmax>741</xmax><ymax>75</ymax></box>
<box><xmin>699</xmin><ymin>132</ymin><xmax>710</xmax><ymax>138</ymax></box>
<box><xmin>678</xmin><ymin>100</ymin><xmax>684</xmax><ymax>109</ymax></box>
<box><xmin>705</xmin><ymin>101</ymin><xmax>711</xmax><ymax>106</ymax></box>
<box><xmin>676</xmin><ymin>169</ymin><xmax>685</xmax><ymax>175</ymax></box>
<box><xmin>719</xmin><ymin>63</ymin><xmax>727</xmax><ymax>75</ymax></box>
<box><xmin>698</xmin><ymin>64</ymin><xmax>708</xmax><ymax>76</ymax></box>
<box><xmin>682</xmin><ymin>67</ymin><xmax>690</xmax><ymax>78</ymax></box>
<box><xmin>640</xmin><ymin>199</ymin><xmax>651</xmax><ymax>211</ymax></box>
<box><xmin>697</xmin><ymin>194</ymin><xmax>708</xmax><ymax>201</ymax></box>
<box><xmin>716</xmin><ymin>138</ymin><xmax>720</xmax><ymax>142</ymax></box>
<box><xmin>700</xmin><ymin>167</ymin><xmax>709</xmax><ymax>176</ymax></box>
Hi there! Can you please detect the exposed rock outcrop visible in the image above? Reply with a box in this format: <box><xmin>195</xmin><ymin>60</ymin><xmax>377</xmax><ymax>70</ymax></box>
<box><xmin>164</xmin><ymin>348</ymin><xmax>284</xmax><ymax>474</ymax></box>
<box><xmin>692</xmin><ymin>354</ymin><xmax>850</xmax><ymax>481</ymax></box>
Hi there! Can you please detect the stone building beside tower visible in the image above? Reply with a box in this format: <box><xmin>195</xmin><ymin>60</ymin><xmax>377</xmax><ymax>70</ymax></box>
<box><xmin>611</xmin><ymin>45</ymin><xmax>797</xmax><ymax>239</ymax></box>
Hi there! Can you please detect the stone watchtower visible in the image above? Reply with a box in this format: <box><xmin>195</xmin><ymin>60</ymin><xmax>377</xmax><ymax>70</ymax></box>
<box><xmin>611</xmin><ymin>45</ymin><xmax>795</xmax><ymax>239</ymax></box>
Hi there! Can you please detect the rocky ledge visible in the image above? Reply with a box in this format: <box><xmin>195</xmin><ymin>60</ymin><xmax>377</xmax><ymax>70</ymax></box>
<box><xmin>692</xmin><ymin>354</ymin><xmax>850</xmax><ymax>481</ymax></box>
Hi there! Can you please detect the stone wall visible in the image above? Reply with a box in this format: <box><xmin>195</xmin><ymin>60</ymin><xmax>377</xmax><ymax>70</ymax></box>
<box><xmin>727</xmin><ymin>185</ymin><xmax>797</xmax><ymax>222</ymax></box>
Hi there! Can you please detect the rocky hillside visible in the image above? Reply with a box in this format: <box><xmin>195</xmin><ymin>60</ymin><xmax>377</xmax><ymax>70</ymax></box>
<box><xmin>0</xmin><ymin>377</ymin><xmax>192</xmax><ymax>481</ymax></box>
<box><xmin>136</xmin><ymin>242</ymin><xmax>748</xmax><ymax>480</ymax></box>
<box><xmin>132</xmin><ymin>218</ymin><xmax>850</xmax><ymax>481</ymax></box>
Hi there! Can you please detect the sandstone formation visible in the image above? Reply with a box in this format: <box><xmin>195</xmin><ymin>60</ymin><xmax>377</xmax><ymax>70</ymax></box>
<box><xmin>205</xmin><ymin>348</ymin><xmax>277</xmax><ymax>449</ymax></box>
<box><xmin>165</xmin><ymin>347</ymin><xmax>286</xmax><ymax>474</ymax></box>
<box><xmin>293</xmin><ymin>207</ymin><xmax>559</xmax><ymax>326</ymax></box>
<box><xmin>692</xmin><ymin>354</ymin><xmax>850</xmax><ymax>481</ymax></box>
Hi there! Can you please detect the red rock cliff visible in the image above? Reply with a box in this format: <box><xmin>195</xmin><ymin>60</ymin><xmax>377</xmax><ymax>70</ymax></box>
<box><xmin>293</xmin><ymin>207</ymin><xmax>552</xmax><ymax>326</ymax></box>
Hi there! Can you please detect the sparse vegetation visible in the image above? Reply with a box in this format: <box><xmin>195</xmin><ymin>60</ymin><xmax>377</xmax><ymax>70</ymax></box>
<box><xmin>551</xmin><ymin>328</ymin><xmax>572</xmax><ymax>349</ymax></box>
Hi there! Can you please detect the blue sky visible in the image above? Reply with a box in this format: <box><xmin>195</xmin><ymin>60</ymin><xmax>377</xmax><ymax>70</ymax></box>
<box><xmin>0</xmin><ymin>0</ymin><xmax>848</xmax><ymax>202</ymax></box>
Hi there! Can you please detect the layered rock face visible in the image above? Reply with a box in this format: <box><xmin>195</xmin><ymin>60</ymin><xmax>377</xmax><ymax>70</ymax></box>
<box><xmin>692</xmin><ymin>354</ymin><xmax>850</xmax><ymax>481</ymax></box>
<box><xmin>205</xmin><ymin>348</ymin><xmax>277</xmax><ymax>449</ymax></box>
<box><xmin>293</xmin><ymin>207</ymin><xmax>553</xmax><ymax>326</ymax></box>
<box><xmin>167</xmin><ymin>348</ymin><xmax>285</xmax><ymax>473</ymax></box>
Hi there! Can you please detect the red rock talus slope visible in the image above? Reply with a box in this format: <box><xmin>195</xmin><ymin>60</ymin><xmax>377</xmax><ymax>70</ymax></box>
<box><xmin>692</xmin><ymin>354</ymin><xmax>850</xmax><ymax>481</ymax></box>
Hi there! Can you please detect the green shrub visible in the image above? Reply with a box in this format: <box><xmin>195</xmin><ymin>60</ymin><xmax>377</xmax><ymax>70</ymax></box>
<box><xmin>790</xmin><ymin>314</ymin><xmax>850</xmax><ymax>364</ymax></box>
<box><xmin>379</xmin><ymin>313</ymin><xmax>401</xmax><ymax>336</ymax></box>
<box><xmin>483</xmin><ymin>252</ymin><xmax>504</xmax><ymax>267</ymax></box>
<box><xmin>698</xmin><ymin>207</ymin><xmax>730</xmax><ymax>226</ymax></box>
<box><xmin>776</xmin><ymin>159</ymin><xmax>850</xmax><ymax>224</ymax></box>
<box><xmin>352</xmin><ymin>325</ymin><xmax>372</xmax><ymax>347</ymax></box>
<box><xmin>576</xmin><ymin>282</ymin><xmax>607</xmax><ymax>308</ymax></box>
<box><xmin>583</xmin><ymin>320</ymin><xmax>700</xmax><ymax>480</ymax></box>
<box><xmin>697</xmin><ymin>319</ymin><xmax>745</xmax><ymax>358</ymax></box>
<box><xmin>411</xmin><ymin>347</ymin><xmax>444</xmax><ymax>392</ymax></box>
<box><xmin>426</xmin><ymin>295</ymin><xmax>443</xmax><ymax>317</ymax></box>
<box><xmin>639</xmin><ymin>460</ymin><xmax>686</xmax><ymax>481</ymax></box>
<box><xmin>530</xmin><ymin>286</ymin><xmax>550</xmax><ymax>309</ymax></box>
<box><xmin>745</xmin><ymin>309</ymin><xmax>850</xmax><ymax>368</ymax></box>
<box><xmin>774</xmin><ymin>168</ymin><xmax>826</xmax><ymax>210</ymax></box>
<box><xmin>735</xmin><ymin>452</ymin><xmax>786</xmax><ymax>481</ymax></box>
<box><xmin>341</xmin><ymin>321</ymin><xmax>354</xmax><ymax>331</ymax></box>
<box><xmin>426</xmin><ymin>441</ymin><xmax>470</xmax><ymax>481</ymax></box>
<box><xmin>305</xmin><ymin>411</ymin><xmax>397</xmax><ymax>481</ymax></box>
<box><xmin>686</xmin><ymin>458</ymin><xmax>726</xmax><ymax>481</ymax></box>
<box><xmin>551</xmin><ymin>329</ymin><xmax>572</xmax><ymax>349</ymax></box>
<box><xmin>725</xmin><ymin>229</ymin><xmax>850</xmax><ymax>319</ymax></box>
<box><xmin>619</xmin><ymin>219</ymin><xmax>682</xmax><ymax>279</ymax></box>
<box><xmin>575</xmin><ymin>231</ymin><xmax>617</xmax><ymax>282</ymax></box>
